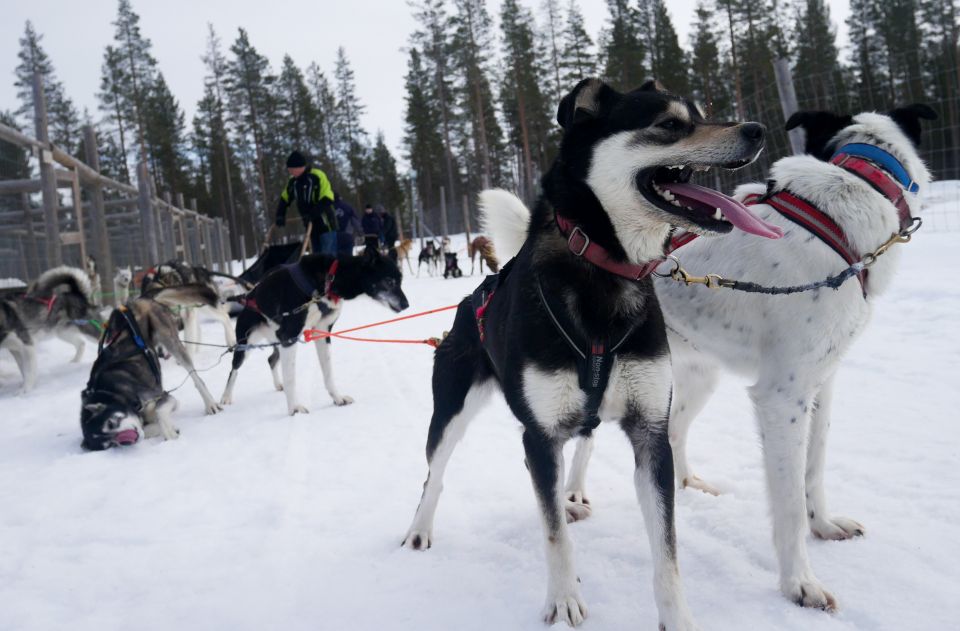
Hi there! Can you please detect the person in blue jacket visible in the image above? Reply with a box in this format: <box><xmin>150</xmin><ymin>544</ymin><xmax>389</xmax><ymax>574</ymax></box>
<box><xmin>274</xmin><ymin>151</ymin><xmax>338</xmax><ymax>255</ymax></box>
<box><xmin>360</xmin><ymin>204</ymin><xmax>382</xmax><ymax>252</ymax></box>
<box><xmin>334</xmin><ymin>192</ymin><xmax>363</xmax><ymax>256</ymax></box>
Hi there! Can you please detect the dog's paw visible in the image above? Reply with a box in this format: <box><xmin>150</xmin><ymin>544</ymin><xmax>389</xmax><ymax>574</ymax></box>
<box><xmin>289</xmin><ymin>404</ymin><xmax>309</xmax><ymax>416</ymax></box>
<box><xmin>274</xmin><ymin>383</ymin><xmax>284</xmax><ymax>392</ymax></box>
<box><xmin>811</xmin><ymin>515</ymin><xmax>865</xmax><ymax>541</ymax></box>
<box><xmin>333</xmin><ymin>395</ymin><xmax>354</xmax><ymax>406</ymax></box>
<box><xmin>401</xmin><ymin>529</ymin><xmax>432</xmax><ymax>550</ymax></box>
<box><xmin>542</xmin><ymin>589</ymin><xmax>587</xmax><ymax>627</ymax></box>
<box><xmin>205</xmin><ymin>401</ymin><xmax>223</xmax><ymax>415</ymax></box>
<box><xmin>681</xmin><ymin>475</ymin><xmax>721</xmax><ymax>496</ymax></box>
<box><xmin>783</xmin><ymin>576</ymin><xmax>838</xmax><ymax>612</ymax></box>
<box><xmin>564</xmin><ymin>492</ymin><xmax>592</xmax><ymax>523</ymax></box>
<box><xmin>219</xmin><ymin>394</ymin><xmax>232</xmax><ymax>406</ymax></box>
<box><xmin>162</xmin><ymin>427</ymin><xmax>180</xmax><ymax>441</ymax></box>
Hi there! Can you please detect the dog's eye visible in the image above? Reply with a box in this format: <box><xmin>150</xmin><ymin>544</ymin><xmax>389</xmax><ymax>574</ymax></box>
<box><xmin>383</xmin><ymin>278</ymin><xmax>396</xmax><ymax>288</ymax></box>
<box><xmin>658</xmin><ymin>119</ymin><xmax>685</xmax><ymax>132</ymax></box>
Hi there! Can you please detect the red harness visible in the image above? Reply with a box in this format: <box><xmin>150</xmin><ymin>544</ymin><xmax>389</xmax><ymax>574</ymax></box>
<box><xmin>23</xmin><ymin>294</ymin><xmax>57</xmax><ymax>315</ymax></box>
<box><xmin>325</xmin><ymin>259</ymin><xmax>340</xmax><ymax>303</ymax></box>
<box><xmin>556</xmin><ymin>215</ymin><xmax>666</xmax><ymax>281</ymax></box>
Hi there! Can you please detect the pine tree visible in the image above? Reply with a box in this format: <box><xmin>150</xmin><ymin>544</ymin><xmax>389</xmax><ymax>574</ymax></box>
<box><xmin>600</xmin><ymin>0</ymin><xmax>646</xmax><ymax>90</ymax></box>
<box><xmin>402</xmin><ymin>47</ymin><xmax>447</xmax><ymax>225</ymax></box>
<box><xmin>144</xmin><ymin>73</ymin><xmax>190</xmax><ymax>196</ymax></box>
<box><xmin>847</xmin><ymin>0</ymin><xmax>889</xmax><ymax>109</ymax></box>
<box><xmin>277</xmin><ymin>55</ymin><xmax>314</xmax><ymax>153</ymax></box>
<box><xmin>539</xmin><ymin>0</ymin><xmax>566</xmax><ymax>108</ymax></box>
<box><xmin>689</xmin><ymin>1</ymin><xmax>732</xmax><ymax>118</ymax></box>
<box><xmin>716</xmin><ymin>0</ymin><xmax>745</xmax><ymax>117</ymax></box>
<box><xmin>500</xmin><ymin>0</ymin><xmax>554</xmax><ymax>200</ymax></box>
<box><xmin>793</xmin><ymin>0</ymin><xmax>845</xmax><ymax>110</ymax></box>
<box><xmin>97</xmin><ymin>45</ymin><xmax>131</xmax><ymax>183</ymax></box>
<box><xmin>334</xmin><ymin>47</ymin><xmax>370</xmax><ymax>200</ymax></box>
<box><xmin>875</xmin><ymin>0</ymin><xmax>925</xmax><ymax>102</ymax></box>
<box><xmin>366</xmin><ymin>132</ymin><xmax>406</xmax><ymax>218</ymax></box>
<box><xmin>305</xmin><ymin>63</ymin><xmax>341</xmax><ymax>187</ymax></box>
<box><xmin>559</xmin><ymin>0</ymin><xmax>595</xmax><ymax>88</ymax></box>
<box><xmin>14</xmin><ymin>21</ymin><xmax>79</xmax><ymax>151</ymax></box>
<box><xmin>639</xmin><ymin>0</ymin><xmax>690</xmax><ymax>94</ymax></box>
<box><xmin>111</xmin><ymin>0</ymin><xmax>159</xmax><ymax>164</ymax></box>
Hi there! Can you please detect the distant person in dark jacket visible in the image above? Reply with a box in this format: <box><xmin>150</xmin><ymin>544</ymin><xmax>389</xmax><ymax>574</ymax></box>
<box><xmin>334</xmin><ymin>192</ymin><xmax>362</xmax><ymax>256</ymax></box>
<box><xmin>377</xmin><ymin>205</ymin><xmax>399</xmax><ymax>262</ymax></box>
<box><xmin>361</xmin><ymin>204</ymin><xmax>382</xmax><ymax>252</ymax></box>
<box><xmin>274</xmin><ymin>151</ymin><xmax>338</xmax><ymax>255</ymax></box>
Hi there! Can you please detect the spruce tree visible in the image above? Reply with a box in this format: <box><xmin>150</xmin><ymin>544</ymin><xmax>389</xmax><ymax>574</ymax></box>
<box><xmin>793</xmin><ymin>0</ymin><xmax>845</xmax><ymax>110</ymax></box>
<box><xmin>600</xmin><ymin>0</ymin><xmax>646</xmax><ymax>90</ymax></box>
<box><xmin>14</xmin><ymin>21</ymin><xmax>79</xmax><ymax>151</ymax></box>
<box><xmin>402</xmin><ymin>47</ymin><xmax>447</xmax><ymax>224</ymax></box>
<box><xmin>689</xmin><ymin>1</ymin><xmax>732</xmax><ymax>118</ymax></box>
<box><xmin>305</xmin><ymin>63</ymin><xmax>341</xmax><ymax>187</ymax></box>
<box><xmin>334</xmin><ymin>47</ymin><xmax>370</xmax><ymax>200</ymax></box>
<box><xmin>847</xmin><ymin>0</ymin><xmax>890</xmax><ymax>109</ymax></box>
<box><xmin>111</xmin><ymin>0</ymin><xmax>159</xmax><ymax>164</ymax></box>
<box><xmin>366</xmin><ymin>132</ymin><xmax>406</xmax><ymax>218</ymax></box>
<box><xmin>97</xmin><ymin>45</ymin><xmax>131</xmax><ymax>183</ymax></box>
<box><xmin>639</xmin><ymin>0</ymin><xmax>690</xmax><ymax>94</ymax></box>
<box><xmin>144</xmin><ymin>73</ymin><xmax>190</xmax><ymax>196</ymax></box>
<box><xmin>277</xmin><ymin>55</ymin><xmax>314</xmax><ymax>153</ymax></box>
<box><xmin>540</xmin><ymin>0</ymin><xmax>566</xmax><ymax>108</ymax></box>
<box><xmin>559</xmin><ymin>0</ymin><xmax>596</xmax><ymax>88</ymax></box>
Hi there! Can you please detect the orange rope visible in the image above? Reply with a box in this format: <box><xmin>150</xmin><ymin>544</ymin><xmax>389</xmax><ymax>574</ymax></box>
<box><xmin>303</xmin><ymin>304</ymin><xmax>459</xmax><ymax>347</ymax></box>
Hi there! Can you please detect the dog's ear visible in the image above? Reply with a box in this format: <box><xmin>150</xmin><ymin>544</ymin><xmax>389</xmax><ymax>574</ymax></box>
<box><xmin>888</xmin><ymin>104</ymin><xmax>938</xmax><ymax>147</ymax></box>
<box><xmin>785</xmin><ymin>110</ymin><xmax>852</xmax><ymax>160</ymax></box>
<box><xmin>557</xmin><ymin>78</ymin><xmax>610</xmax><ymax>129</ymax></box>
<box><xmin>638</xmin><ymin>79</ymin><xmax>667</xmax><ymax>93</ymax></box>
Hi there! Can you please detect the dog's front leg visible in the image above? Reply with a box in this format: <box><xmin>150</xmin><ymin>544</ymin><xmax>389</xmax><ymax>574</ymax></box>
<box><xmin>622</xmin><ymin>411</ymin><xmax>698</xmax><ymax>631</ymax></box>
<box><xmin>314</xmin><ymin>333</ymin><xmax>353</xmax><ymax>406</ymax></box>
<box><xmin>750</xmin><ymin>381</ymin><xmax>837</xmax><ymax>611</ymax></box>
<box><xmin>280</xmin><ymin>344</ymin><xmax>308</xmax><ymax>415</ymax></box>
<box><xmin>806</xmin><ymin>374</ymin><xmax>864</xmax><ymax>541</ymax></box>
<box><xmin>208</xmin><ymin>304</ymin><xmax>237</xmax><ymax>348</ymax></box>
<box><xmin>152</xmin><ymin>395</ymin><xmax>180</xmax><ymax>440</ymax></box>
<box><xmin>56</xmin><ymin>326</ymin><xmax>86</xmax><ymax>362</ymax></box>
<box><xmin>156</xmin><ymin>322</ymin><xmax>222</xmax><ymax>415</ymax></box>
<box><xmin>523</xmin><ymin>428</ymin><xmax>587</xmax><ymax>627</ymax></box>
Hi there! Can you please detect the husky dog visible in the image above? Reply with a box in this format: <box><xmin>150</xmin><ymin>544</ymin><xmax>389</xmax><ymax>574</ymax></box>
<box><xmin>80</xmin><ymin>284</ymin><xmax>223</xmax><ymax>451</ymax></box>
<box><xmin>16</xmin><ymin>266</ymin><xmax>101</xmax><ymax>362</ymax></box>
<box><xmin>417</xmin><ymin>240</ymin><xmax>440</xmax><ymax>277</ymax></box>
<box><xmin>562</xmin><ymin>105</ymin><xmax>937</xmax><ymax>612</ymax></box>
<box><xmin>113</xmin><ymin>266</ymin><xmax>133</xmax><ymax>307</ymax></box>
<box><xmin>467</xmin><ymin>235</ymin><xmax>498</xmax><ymax>275</ymax></box>
<box><xmin>0</xmin><ymin>299</ymin><xmax>36</xmax><ymax>393</ymax></box>
<box><xmin>442</xmin><ymin>252</ymin><xmax>462</xmax><ymax>278</ymax></box>
<box><xmin>220</xmin><ymin>250</ymin><xmax>409</xmax><ymax>415</ymax></box>
<box><xmin>84</xmin><ymin>255</ymin><xmax>103</xmax><ymax>307</ymax></box>
<box><xmin>400</xmin><ymin>79</ymin><xmax>781</xmax><ymax>630</ymax></box>
<box><xmin>141</xmin><ymin>261</ymin><xmax>245</xmax><ymax>354</ymax></box>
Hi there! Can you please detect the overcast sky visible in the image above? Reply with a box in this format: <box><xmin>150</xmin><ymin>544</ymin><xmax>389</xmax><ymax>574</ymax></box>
<box><xmin>1</xmin><ymin>0</ymin><xmax>851</xmax><ymax>162</ymax></box>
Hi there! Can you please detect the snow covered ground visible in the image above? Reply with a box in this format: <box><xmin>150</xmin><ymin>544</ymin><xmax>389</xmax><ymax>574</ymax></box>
<box><xmin>1</xmin><ymin>230</ymin><xmax>959</xmax><ymax>631</ymax></box>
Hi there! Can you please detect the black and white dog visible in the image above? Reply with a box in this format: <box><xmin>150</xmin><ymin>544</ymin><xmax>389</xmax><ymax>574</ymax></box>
<box><xmin>0</xmin><ymin>298</ymin><xmax>36</xmax><ymax>393</ymax></box>
<box><xmin>220</xmin><ymin>250</ymin><xmax>409</xmax><ymax>415</ymax></box>
<box><xmin>561</xmin><ymin>105</ymin><xmax>937</xmax><ymax>611</ymax></box>
<box><xmin>14</xmin><ymin>266</ymin><xmax>101</xmax><ymax>362</ymax></box>
<box><xmin>80</xmin><ymin>284</ymin><xmax>223</xmax><ymax>451</ymax></box>
<box><xmin>400</xmin><ymin>79</ymin><xmax>781</xmax><ymax>629</ymax></box>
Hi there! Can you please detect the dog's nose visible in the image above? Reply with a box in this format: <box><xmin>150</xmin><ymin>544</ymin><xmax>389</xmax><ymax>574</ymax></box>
<box><xmin>740</xmin><ymin>122</ymin><xmax>766</xmax><ymax>142</ymax></box>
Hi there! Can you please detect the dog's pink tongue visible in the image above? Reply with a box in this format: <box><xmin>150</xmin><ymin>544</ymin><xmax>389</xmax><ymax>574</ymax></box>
<box><xmin>662</xmin><ymin>183</ymin><xmax>783</xmax><ymax>239</ymax></box>
<box><xmin>114</xmin><ymin>429</ymin><xmax>139</xmax><ymax>446</ymax></box>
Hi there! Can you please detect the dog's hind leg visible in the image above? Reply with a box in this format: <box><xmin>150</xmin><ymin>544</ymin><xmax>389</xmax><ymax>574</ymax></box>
<box><xmin>669</xmin><ymin>357</ymin><xmax>721</xmax><ymax>495</ymax></box>
<box><xmin>220</xmin><ymin>310</ymin><xmax>259</xmax><ymax>405</ymax></box>
<box><xmin>55</xmin><ymin>326</ymin><xmax>86</xmax><ymax>362</ymax></box>
<box><xmin>313</xmin><ymin>330</ymin><xmax>353</xmax><ymax>406</ymax></box>
<box><xmin>153</xmin><ymin>394</ymin><xmax>181</xmax><ymax>440</ymax></box>
<box><xmin>563</xmin><ymin>435</ymin><xmax>594</xmax><ymax>522</ymax></box>
<box><xmin>403</xmin><ymin>327</ymin><xmax>491</xmax><ymax>551</ymax></box>
<box><xmin>5</xmin><ymin>335</ymin><xmax>37</xmax><ymax>393</ymax></box>
<box><xmin>206</xmin><ymin>304</ymin><xmax>237</xmax><ymax>348</ymax></box>
<box><xmin>805</xmin><ymin>374</ymin><xmax>864</xmax><ymax>541</ymax></box>
<box><xmin>280</xmin><ymin>344</ymin><xmax>308</xmax><ymax>415</ymax></box>
<box><xmin>750</xmin><ymin>375</ymin><xmax>837</xmax><ymax>611</ymax></box>
<box><xmin>182</xmin><ymin>308</ymin><xmax>201</xmax><ymax>358</ymax></box>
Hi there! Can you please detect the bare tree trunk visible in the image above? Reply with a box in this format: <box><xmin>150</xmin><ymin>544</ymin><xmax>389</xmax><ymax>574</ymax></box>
<box><xmin>517</xmin><ymin>89</ymin><xmax>535</xmax><ymax>203</ymax></box>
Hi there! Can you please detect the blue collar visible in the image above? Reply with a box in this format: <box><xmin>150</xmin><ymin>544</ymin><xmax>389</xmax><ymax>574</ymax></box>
<box><xmin>831</xmin><ymin>143</ymin><xmax>919</xmax><ymax>193</ymax></box>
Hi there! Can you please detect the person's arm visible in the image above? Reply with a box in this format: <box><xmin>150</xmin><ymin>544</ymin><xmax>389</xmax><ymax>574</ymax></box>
<box><xmin>313</xmin><ymin>169</ymin><xmax>337</xmax><ymax>231</ymax></box>
<box><xmin>275</xmin><ymin>180</ymin><xmax>292</xmax><ymax>226</ymax></box>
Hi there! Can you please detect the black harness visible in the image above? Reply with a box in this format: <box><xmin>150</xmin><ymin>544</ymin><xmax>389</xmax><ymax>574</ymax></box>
<box><xmin>470</xmin><ymin>251</ymin><xmax>637</xmax><ymax>432</ymax></box>
<box><xmin>85</xmin><ymin>306</ymin><xmax>163</xmax><ymax>404</ymax></box>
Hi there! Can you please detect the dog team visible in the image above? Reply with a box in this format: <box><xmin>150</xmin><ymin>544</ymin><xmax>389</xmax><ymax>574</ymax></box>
<box><xmin>0</xmin><ymin>77</ymin><xmax>938</xmax><ymax>630</ymax></box>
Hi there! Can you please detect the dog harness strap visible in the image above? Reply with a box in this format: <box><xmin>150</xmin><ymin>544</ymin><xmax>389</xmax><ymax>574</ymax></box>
<box><xmin>284</xmin><ymin>262</ymin><xmax>318</xmax><ymax>298</ymax></box>
<box><xmin>746</xmin><ymin>191</ymin><xmax>868</xmax><ymax>296</ymax></box>
<box><xmin>830</xmin><ymin>152</ymin><xmax>914</xmax><ymax>231</ymax></box>
<box><xmin>556</xmin><ymin>215</ymin><xmax>662</xmax><ymax>281</ymax></box>
<box><xmin>116</xmin><ymin>306</ymin><xmax>163</xmax><ymax>387</ymax></box>
<box><xmin>325</xmin><ymin>259</ymin><xmax>340</xmax><ymax>303</ymax></box>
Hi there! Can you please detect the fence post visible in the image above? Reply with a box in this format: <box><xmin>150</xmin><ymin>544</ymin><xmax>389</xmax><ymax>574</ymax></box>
<box><xmin>20</xmin><ymin>192</ymin><xmax>39</xmax><ymax>278</ymax></box>
<box><xmin>772</xmin><ymin>58</ymin><xmax>804</xmax><ymax>155</ymax></box>
<box><xmin>203</xmin><ymin>219</ymin><xmax>215</xmax><ymax>269</ymax></box>
<box><xmin>439</xmin><ymin>185</ymin><xmax>448</xmax><ymax>241</ymax></box>
<box><xmin>137</xmin><ymin>161</ymin><xmax>159</xmax><ymax>266</ymax></box>
<box><xmin>82</xmin><ymin>125</ymin><xmax>112</xmax><ymax>292</ymax></box>
<box><xmin>462</xmin><ymin>193</ymin><xmax>471</xmax><ymax>243</ymax></box>
<box><xmin>33</xmin><ymin>71</ymin><xmax>61</xmax><ymax>267</ymax></box>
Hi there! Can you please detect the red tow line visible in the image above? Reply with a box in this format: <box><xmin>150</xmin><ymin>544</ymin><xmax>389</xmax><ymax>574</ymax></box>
<box><xmin>303</xmin><ymin>304</ymin><xmax>459</xmax><ymax>348</ymax></box>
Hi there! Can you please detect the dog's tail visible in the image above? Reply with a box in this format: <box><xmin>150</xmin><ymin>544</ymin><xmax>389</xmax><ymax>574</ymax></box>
<box><xmin>478</xmin><ymin>189</ymin><xmax>531</xmax><ymax>263</ymax></box>
<box><xmin>30</xmin><ymin>265</ymin><xmax>93</xmax><ymax>303</ymax></box>
<box><xmin>145</xmin><ymin>284</ymin><xmax>219</xmax><ymax>310</ymax></box>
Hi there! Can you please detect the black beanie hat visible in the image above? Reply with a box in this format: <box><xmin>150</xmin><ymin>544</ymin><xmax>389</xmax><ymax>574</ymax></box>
<box><xmin>286</xmin><ymin>151</ymin><xmax>307</xmax><ymax>168</ymax></box>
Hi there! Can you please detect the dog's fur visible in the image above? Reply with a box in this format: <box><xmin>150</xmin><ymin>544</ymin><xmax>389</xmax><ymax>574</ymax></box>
<box><xmin>79</xmin><ymin>284</ymin><xmax>223</xmax><ymax>450</ymax></box>
<box><xmin>0</xmin><ymin>299</ymin><xmax>36</xmax><ymax>393</ymax></box>
<box><xmin>561</xmin><ymin>105</ymin><xmax>937</xmax><ymax>612</ymax></box>
<box><xmin>442</xmin><ymin>252</ymin><xmax>462</xmax><ymax>278</ymax></box>
<box><xmin>14</xmin><ymin>266</ymin><xmax>101</xmax><ymax>363</ymax></box>
<box><xmin>113</xmin><ymin>266</ymin><xmax>133</xmax><ymax>307</ymax></box>
<box><xmin>141</xmin><ymin>261</ymin><xmax>241</xmax><ymax>355</ymax></box>
<box><xmin>417</xmin><ymin>240</ymin><xmax>441</xmax><ymax>276</ymax></box>
<box><xmin>401</xmin><ymin>78</ymin><xmax>768</xmax><ymax>630</ymax></box>
<box><xmin>395</xmin><ymin>238</ymin><xmax>415</xmax><ymax>274</ymax></box>
<box><xmin>466</xmin><ymin>235</ymin><xmax>498</xmax><ymax>275</ymax></box>
<box><xmin>84</xmin><ymin>256</ymin><xmax>103</xmax><ymax>307</ymax></box>
<box><xmin>220</xmin><ymin>251</ymin><xmax>409</xmax><ymax>415</ymax></box>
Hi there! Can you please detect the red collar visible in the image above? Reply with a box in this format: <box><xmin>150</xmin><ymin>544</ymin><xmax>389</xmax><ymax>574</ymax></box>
<box><xmin>744</xmin><ymin>191</ymin><xmax>868</xmax><ymax>297</ymax></box>
<box><xmin>555</xmin><ymin>215</ymin><xmax>664</xmax><ymax>281</ymax></box>
<box><xmin>325</xmin><ymin>259</ymin><xmax>341</xmax><ymax>303</ymax></box>
<box><xmin>829</xmin><ymin>152</ymin><xmax>914</xmax><ymax>232</ymax></box>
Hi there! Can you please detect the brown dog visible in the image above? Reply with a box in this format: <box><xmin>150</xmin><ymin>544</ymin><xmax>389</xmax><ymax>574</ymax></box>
<box><xmin>395</xmin><ymin>238</ymin><xmax>415</xmax><ymax>274</ymax></box>
<box><xmin>467</xmin><ymin>235</ymin><xmax>498</xmax><ymax>275</ymax></box>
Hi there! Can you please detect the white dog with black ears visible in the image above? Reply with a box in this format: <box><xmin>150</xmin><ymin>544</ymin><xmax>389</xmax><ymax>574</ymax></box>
<box><xmin>560</xmin><ymin>104</ymin><xmax>937</xmax><ymax>612</ymax></box>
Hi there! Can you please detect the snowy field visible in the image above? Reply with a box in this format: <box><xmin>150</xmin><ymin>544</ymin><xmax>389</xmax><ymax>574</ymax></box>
<box><xmin>1</xmin><ymin>230</ymin><xmax>959</xmax><ymax>631</ymax></box>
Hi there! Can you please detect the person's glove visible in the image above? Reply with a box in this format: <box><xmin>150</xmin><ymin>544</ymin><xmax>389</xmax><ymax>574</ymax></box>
<box><xmin>275</xmin><ymin>216</ymin><xmax>286</xmax><ymax>227</ymax></box>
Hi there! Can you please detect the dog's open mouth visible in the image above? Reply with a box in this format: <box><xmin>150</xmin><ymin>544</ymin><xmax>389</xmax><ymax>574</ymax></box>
<box><xmin>114</xmin><ymin>429</ymin><xmax>139</xmax><ymax>446</ymax></box>
<box><xmin>637</xmin><ymin>165</ymin><xmax>782</xmax><ymax>239</ymax></box>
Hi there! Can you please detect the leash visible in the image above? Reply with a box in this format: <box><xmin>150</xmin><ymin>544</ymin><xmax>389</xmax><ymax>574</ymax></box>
<box><xmin>658</xmin><ymin>217</ymin><xmax>922</xmax><ymax>295</ymax></box>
